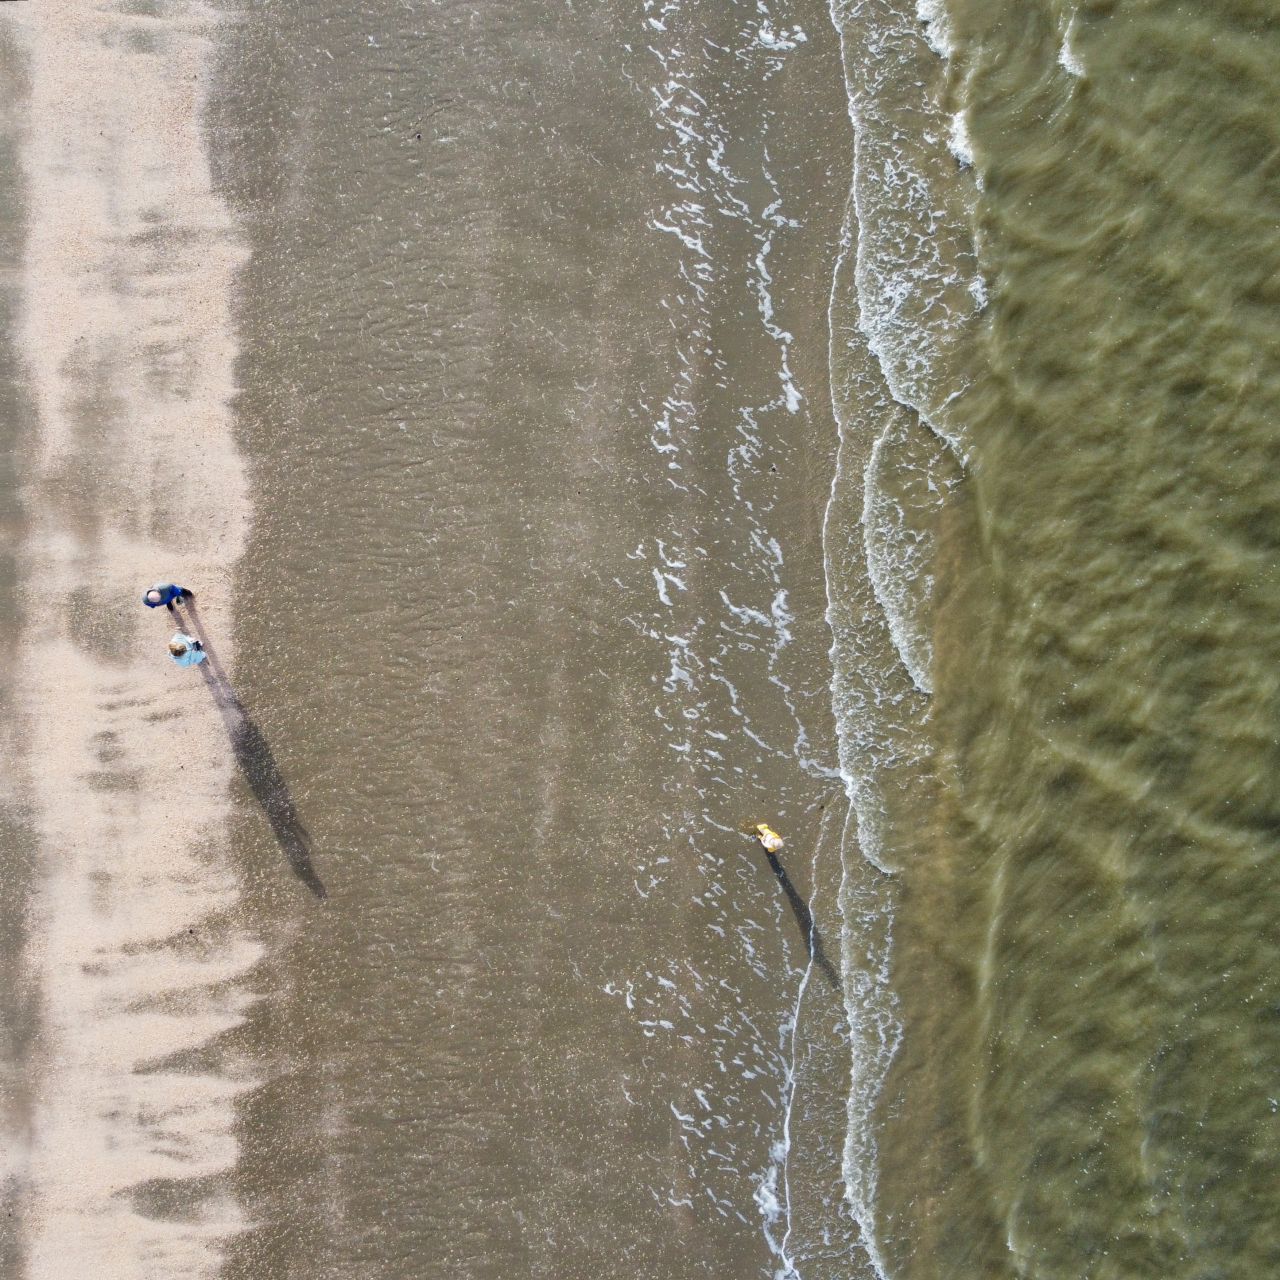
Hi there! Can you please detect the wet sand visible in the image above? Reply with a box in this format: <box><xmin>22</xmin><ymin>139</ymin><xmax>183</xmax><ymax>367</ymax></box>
<box><xmin>209</xmin><ymin>1</ymin><xmax>855</xmax><ymax>1277</ymax></box>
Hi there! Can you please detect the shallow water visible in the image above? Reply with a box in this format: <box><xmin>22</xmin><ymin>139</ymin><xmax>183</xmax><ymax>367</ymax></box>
<box><xmin>828</xmin><ymin>1</ymin><xmax>1280</xmax><ymax>1276</ymax></box>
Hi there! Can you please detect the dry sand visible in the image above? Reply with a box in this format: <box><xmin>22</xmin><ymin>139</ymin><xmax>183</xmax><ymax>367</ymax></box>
<box><xmin>6</xmin><ymin>3</ymin><xmax>257</xmax><ymax>1274</ymax></box>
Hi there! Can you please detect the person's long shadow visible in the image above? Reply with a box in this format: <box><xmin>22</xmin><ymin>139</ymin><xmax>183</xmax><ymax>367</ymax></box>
<box><xmin>181</xmin><ymin>603</ymin><xmax>326</xmax><ymax>900</ymax></box>
<box><xmin>765</xmin><ymin>849</ymin><xmax>841</xmax><ymax>995</ymax></box>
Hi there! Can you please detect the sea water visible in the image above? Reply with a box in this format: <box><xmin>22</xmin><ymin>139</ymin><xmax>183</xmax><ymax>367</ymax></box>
<box><xmin>827</xmin><ymin>1</ymin><xmax>1280</xmax><ymax>1277</ymax></box>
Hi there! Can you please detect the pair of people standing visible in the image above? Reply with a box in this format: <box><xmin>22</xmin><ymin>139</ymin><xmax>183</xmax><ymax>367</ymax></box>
<box><xmin>142</xmin><ymin>581</ymin><xmax>206</xmax><ymax>667</ymax></box>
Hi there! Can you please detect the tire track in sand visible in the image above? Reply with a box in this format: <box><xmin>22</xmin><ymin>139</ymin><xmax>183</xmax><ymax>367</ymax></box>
<box><xmin>6</xmin><ymin>3</ymin><xmax>259</xmax><ymax>1275</ymax></box>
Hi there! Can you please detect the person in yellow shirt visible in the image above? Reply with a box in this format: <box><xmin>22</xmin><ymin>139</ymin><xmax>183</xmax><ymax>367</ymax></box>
<box><xmin>755</xmin><ymin>823</ymin><xmax>784</xmax><ymax>853</ymax></box>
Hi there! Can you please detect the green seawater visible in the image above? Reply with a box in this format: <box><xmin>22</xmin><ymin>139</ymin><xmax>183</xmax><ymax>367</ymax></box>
<box><xmin>832</xmin><ymin>2</ymin><xmax>1280</xmax><ymax>1276</ymax></box>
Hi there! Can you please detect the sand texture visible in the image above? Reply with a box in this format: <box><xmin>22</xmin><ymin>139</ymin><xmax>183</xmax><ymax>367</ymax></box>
<box><xmin>6</xmin><ymin>2</ymin><xmax>256</xmax><ymax>1275</ymax></box>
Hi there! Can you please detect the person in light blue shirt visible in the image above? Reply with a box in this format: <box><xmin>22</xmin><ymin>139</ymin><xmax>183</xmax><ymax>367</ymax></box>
<box><xmin>168</xmin><ymin>633</ymin><xmax>207</xmax><ymax>668</ymax></box>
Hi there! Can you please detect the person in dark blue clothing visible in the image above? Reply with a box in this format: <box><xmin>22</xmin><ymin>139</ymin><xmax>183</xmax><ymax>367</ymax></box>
<box><xmin>143</xmin><ymin>582</ymin><xmax>193</xmax><ymax>612</ymax></box>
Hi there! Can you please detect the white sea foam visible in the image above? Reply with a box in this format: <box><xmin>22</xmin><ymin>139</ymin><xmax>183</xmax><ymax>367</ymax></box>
<box><xmin>948</xmin><ymin>109</ymin><xmax>975</xmax><ymax>171</ymax></box>
<box><xmin>758</xmin><ymin>22</ymin><xmax>808</xmax><ymax>53</ymax></box>
<box><xmin>915</xmin><ymin>0</ymin><xmax>954</xmax><ymax>59</ymax></box>
<box><xmin>837</xmin><ymin>0</ymin><xmax>979</xmax><ymax>464</ymax></box>
<box><xmin>1059</xmin><ymin>15</ymin><xmax>1085</xmax><ymax>78</ymax></box>
<box><xmin>830</xmin><ymin>0</ymin><xmax>979</xmax><ymax>684</ymax></box>
<box><xmin>822</xmin><ymin>0</ymin><xmax>981</xmax><ymax>1265</ymax></box>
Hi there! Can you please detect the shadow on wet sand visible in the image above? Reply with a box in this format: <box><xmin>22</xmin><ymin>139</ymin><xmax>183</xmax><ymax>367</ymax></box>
<box><xmin>764</xmin><ymin>850</ymin><xmax>840</xmax><ymax>994</ymax></box>
<box><xmin>181</xmin><ymin>603</ymin><xmax>326</xmax><ymax>900</ymax></box>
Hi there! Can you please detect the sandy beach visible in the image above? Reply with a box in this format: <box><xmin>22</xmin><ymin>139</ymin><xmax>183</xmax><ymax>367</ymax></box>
<box><xmin>5</xmin><ymin>3</ymin><xmax>257</xmax><ymax>1273</ymax></box>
